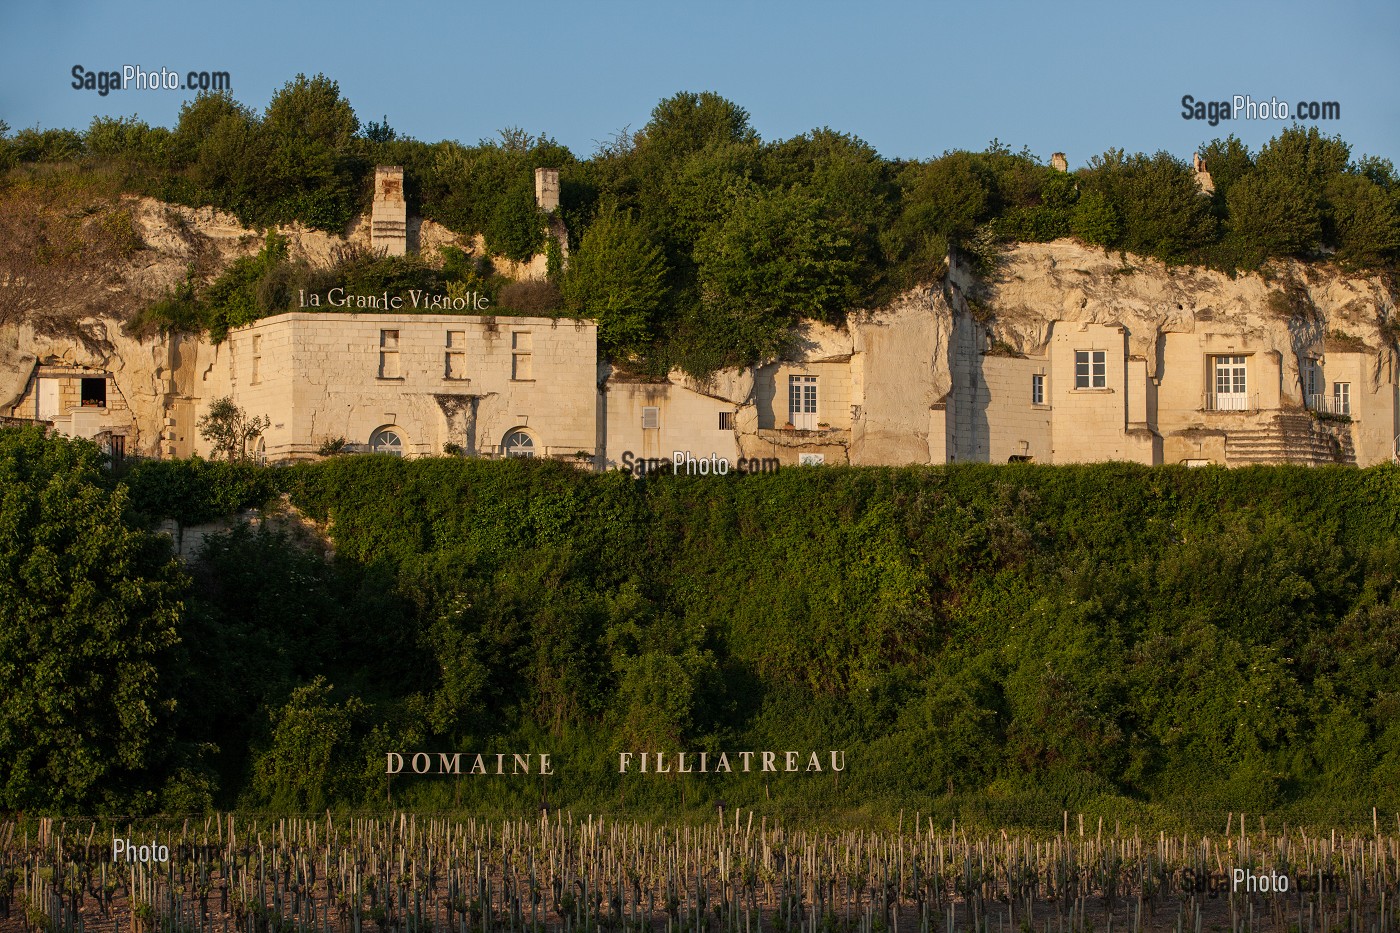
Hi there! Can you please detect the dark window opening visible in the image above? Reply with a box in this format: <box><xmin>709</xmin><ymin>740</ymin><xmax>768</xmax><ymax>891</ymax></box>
<box><xmin>81</xmin><ymin>377</ymin><xmax>107</xmax><ymax>407</ymax></box>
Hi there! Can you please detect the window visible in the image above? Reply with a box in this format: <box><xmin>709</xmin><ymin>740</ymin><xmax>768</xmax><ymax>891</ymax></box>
<box><xmin>1303</xmin><ymin>357</ymin><xmax>1321</xmax><ymax>400</ymax></box>
<box><xmin>379</xmin><ymin>330</ymin><xmax>401</xmax><ymax>379</ymax></box>
<box><xmin>641</xmin><ymin>406</ymin><xmax>659</xmax><ymax>430</ymax></box>
<box><xmin>799</xmin><ymin>453</ymin><xmax>825</xmax><ymax>466</ymax></box>
<box><xmin>80</xmin><ymin>377</ymin><xmax>107</xmax><ymax>407</ymax></box>
<box><xmin>445</xmin><ymin>331</ymin><xmax>467</xmax><ymax>380</ymax></box>
<box><xmin>108</xmin><ymin>435</ymin><xmax>125</xmax><ymax>462</ymax></box>
<box><xmin>1074</xmin><ymin>351</ymin><xmax>1106</xmax><ymax>389</ymax></box>
<box><xmin>1213</xmin><ymin>355</ymin><xmax>1248</xmax><ymax>410</ymax></box>
<box><xmin>503</xmin><ymin>429</ymin><xmax>535</xmax><ymax>458</ymax></box>
<box><xmin>788</xmin><ymin>375</ymin><xmax>818</xmax><ymax>430</ymax></box>
<box><xmin>251</xmin><ymin>335</ymin><xmax>262</xmax><ymax>385</ymax></box>
<box><xmin>1032</xmin><ymin>373</ymin><xmax>1045</xmax><ymax>405</ymax></box>
<box><xmin>1334</xmin><ymin>382</ymin><xmax>1351</xmax><ymax>415</ymax></box>
<box><xmin>369</xmin><ymin>427</ymin><xmax>404</xmax><ymax>456</ymax></box>
<box><xmin>718</xmin><ymin>410</ymin><xmax>735</xmax><ymax>431</ymax></box>
<box><xmin>512</xmin><ymin>331</ymin><xmax>533</xmax><ymax>380</ymax></box>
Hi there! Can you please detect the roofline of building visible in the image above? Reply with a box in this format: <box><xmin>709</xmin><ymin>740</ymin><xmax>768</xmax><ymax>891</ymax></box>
<box><xmin>233</xmin><ymin>311</ymin><xmax>598</xmax><ymax>332</ymax></box>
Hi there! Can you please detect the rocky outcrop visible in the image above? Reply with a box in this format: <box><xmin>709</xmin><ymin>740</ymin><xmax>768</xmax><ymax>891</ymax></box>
<box><xmin>849</xmin><ymin>286</ymin><xmax>956</xmax><ymax>465</ymax></box>
<box><xmin>0</xmin><ymin>318</ymin><xmax>175</xmax><ymax>454</ymax></box>
<box><xmin>965</xmin><ymin>239</ymin><xmax>1397</xmax><ymax>391</ymax></box>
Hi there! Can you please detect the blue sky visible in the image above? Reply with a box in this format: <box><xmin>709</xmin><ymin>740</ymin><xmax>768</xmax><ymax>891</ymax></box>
<box><xmin>2</xmin><ymin>0</ymin><xmax>1396</xmax><ymax>167</ymax></box>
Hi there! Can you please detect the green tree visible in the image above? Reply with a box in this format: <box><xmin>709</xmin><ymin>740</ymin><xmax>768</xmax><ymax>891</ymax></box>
<box><xmin>1254</xmin><ymin>126</ymin><xmax>1350</xmax><ymax>195</ymax></box>
<box><xmin>898</xmin><ymin>152</ymin><xmax>992</xmax><ymax>240</ymax></box>
<box><xmin>1326</xmin><ymin>173</ymin><xmax>1400</xmax><ymax>268</ymax></box>
<box><xmin>485</xmin><ymin>178</ymin><xmax>545</xmax><ymax>261</ymax></box>
<box><xmin>762</xmin><ymin>128</ymin><xmax>896</xmax><ymax>300</ymax></box>
<box><xmin>1226</xmin><ymin>170</ymin><xmax>1322</xmax><ymax>260</ymax></box>
<box><xmin>614</xmin><ymin>650</ymin><xmax>715</xmax><ymax>747</ymax></box>
<box><xmin>637</xmin><ymin>91</ymin><xmax>757</xmax><ymax>162</ymax></box>
<box><xmin>197</xmin><ymin>397</ymin><xmax>270</xmax><ymax>461</ymax></box>
<box><xmin>1084</xmin><ymin>150</ymin><xmax>1216</xmax><ymax>262</ymax></box>
<box><xmin>1198</xmin><ymin>136</ymin><xmax>1255</xmax><ymax>200</ymax></box>
<box><xmin>697</xmin><ymin>186</ymin><xmax>861</xmax><ymax>325</ymax></box>
<box><xmin>251</xmin><ymin>677</ymin><xmax>366</xmax><ymax>810</ymax></box>
<box><xmin>263</xmin><ymin>74</ymin><xmax>360</xmax><ymax>148</ymax></box>
<box><xmin>0</xmin><ymin>428</ymin><xmax>185</xmax><ymax>810</ymax></box>
<box><xmin>1070</xmin><ymin>188</ymin><xmax>1121</xmax><ymax>246</ymax></box>
<box><xmin>563</xmin><ymin>206</ymin><xmax>669</xmax><ymax>356</ymax></box>
<box><xmin>85</xmin><ymin>116</ymin><xmax>170</xmax><ymax>164</ymax></box>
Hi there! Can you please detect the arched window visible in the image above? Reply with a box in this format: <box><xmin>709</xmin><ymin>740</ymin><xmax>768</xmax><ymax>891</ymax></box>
<box><xmin>370</xmin><ymin>427</ymin><xmax>405</xmax><ymax>456</ymax></box>
<box><xmin>503</xmin><ymin>429</ymin><xmax>535</xmax><ymax>459</ymax></box>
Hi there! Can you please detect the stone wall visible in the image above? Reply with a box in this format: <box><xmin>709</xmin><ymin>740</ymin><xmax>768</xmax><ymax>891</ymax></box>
<box><xmin>197</xmin><ymin>313</ymin><xmax>598</xmax><ymax>461</ymax></box>
<box><xmin>602</xmin><ymin>376</ymin><xmax>740</xmax><ymax>472</ymax></box>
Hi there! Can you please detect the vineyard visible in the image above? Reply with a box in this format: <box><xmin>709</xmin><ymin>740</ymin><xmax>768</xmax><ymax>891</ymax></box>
<box><xmin>9</xmin><ymin>813</ymin><xmax>1400</xmax><ymax>933</ymax></box>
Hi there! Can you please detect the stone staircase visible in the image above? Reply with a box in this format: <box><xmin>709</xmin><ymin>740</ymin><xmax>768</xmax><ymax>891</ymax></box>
<box><xmin>1225</xmin><ymin>413</ymin><xmax>1355</xmax><ymax>466</ymax></box>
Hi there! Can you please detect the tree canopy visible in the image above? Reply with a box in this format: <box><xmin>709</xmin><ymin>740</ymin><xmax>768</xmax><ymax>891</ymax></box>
<box><xmin>0</xmin><ymin>428</ymin><xmax>186</xmax><ymax>810</ymax></box>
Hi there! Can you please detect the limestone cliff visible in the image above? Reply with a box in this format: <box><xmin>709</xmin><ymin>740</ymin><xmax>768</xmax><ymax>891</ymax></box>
<box><xmin>958</xmin><ymin>240</ymin><xmax>1398</xmax><ymax>398</ymax></box>
<box><xmin>3</xmin><ymin>190</ymin><xmax>1395</xmax><ymax>466</ymax></box>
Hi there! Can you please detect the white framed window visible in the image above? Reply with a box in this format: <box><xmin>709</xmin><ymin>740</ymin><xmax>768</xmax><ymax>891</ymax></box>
<box><xmin>641</xmin><ymin>406</ymin><xmax>659</xmax><ymax>429</ymax></box>
<box><xmin>1333</xmin><ymin>382</ymin><xmax>1350</xmax><ymax>415</ymax></box>
<box><xmin>1032</xmin><ymin>373</ymin><xmax>1045</xmax><ymax>405</ymax></box>
<box><xmin>503</xmin><ymin>429</ymin><xmax>535</xmax><ymax>458</ymax></box>
<box><xmin>369</xmin><ymin>426</ymin><xmax>404</xmax><ymax>456</ymax></box>
<box><xmin>1074</xmin><ymin>350</ymin><xmax>1106</xmax><ymax>389</ymax></box>
<box><xmin>1213</xmin><ymin>355</ymin><xmax>1248</xmax><ymax>410</ymax></box>
<box><xmin>1303</xmin><ymin>356</ymin><xmax>1321</xmax><ymax>398</ymax></box>
<box><xmin>788</xmin><ymin>375</ymin><xmax>818</xmax><ymax>430</ymax></box>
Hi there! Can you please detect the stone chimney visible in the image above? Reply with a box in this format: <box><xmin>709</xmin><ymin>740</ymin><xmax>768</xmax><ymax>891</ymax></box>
<box><xmin>1050</xmin><ymin>152</ymin><xmax>1068</xmax><ymax>173</ymax></box>
<box><xmin>371</xmin><ymin>166</ymin><xmax>407</xmax><ymax>256</ymax></box>
<box><xmin>534</xmin><ymin>167</ymin><xmax>560</xmax><ymax>213</ymax></box>
<box><xmin>1192</xmin><ymin>153</ymin><xmax>1216</xmax><ymax>195</ymax></box>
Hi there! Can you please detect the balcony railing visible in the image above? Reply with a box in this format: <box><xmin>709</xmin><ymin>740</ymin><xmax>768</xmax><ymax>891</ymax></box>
<box><xmin>1202</xmin><ymin>392</ymin><xmax>1258</xmax><ymax>412</ymax></box>
<box><xmin>1307</xmin><ymin>393</ymin><xmax>1351</xmax><ymax>416</ymax></box>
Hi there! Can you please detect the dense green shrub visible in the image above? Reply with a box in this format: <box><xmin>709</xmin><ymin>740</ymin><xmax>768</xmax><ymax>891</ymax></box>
<box><xmin>6</xmin><ymin>425</ymin><xmax>1400</xmax><ymax>824</ymax></box>
<box><xmin>0</xmin><ymin>428</ymin><xmax>186</xmax><ymax>811</ymax></box>
<box><xmin>261</xmin><ymin>456</ymin><xmax>1400</xmax><ymax>825</ymax></box>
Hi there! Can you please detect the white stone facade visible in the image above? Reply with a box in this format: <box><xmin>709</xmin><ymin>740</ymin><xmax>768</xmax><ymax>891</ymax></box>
<box><xmin>190</xmin><ymin>313</ymin><xmax>598</xmax><ymax>462</ymax></box>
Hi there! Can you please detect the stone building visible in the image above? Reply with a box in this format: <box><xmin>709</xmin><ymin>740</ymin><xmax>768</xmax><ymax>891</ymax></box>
<box><xmin>190</xmin><ymin>312</ymin><xmax>598</xmax><ymax>462</ymax></box>
<box><xmin>601</xmin><ymin>372</ymin><xmax>741</xmax><ymax>473</ymax></box>
<box><xmin>936</xmin><ymin>316</ymin><xmax>1390</xmax><ymax>467</ymax></box>
<box><xmin>5</xmin><ymin>363</ymin><xmax>136</xmax><ymax>458</ymax></box>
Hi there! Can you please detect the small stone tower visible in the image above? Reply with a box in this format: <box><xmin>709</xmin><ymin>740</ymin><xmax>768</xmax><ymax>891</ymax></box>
<box><xmin>1050</xmin><ymin>152</ymin><xmax>1068</xmax><ymax>172</ymax></box>
<box><xmin>534</xmin><ymin>167</ymin><xmax>560</xmax><ymax>213</ymax></box>
<box><xmin>371</xmin><ymin>166</ymin><xmax>408</xmax><ymax>256</ymax></box>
